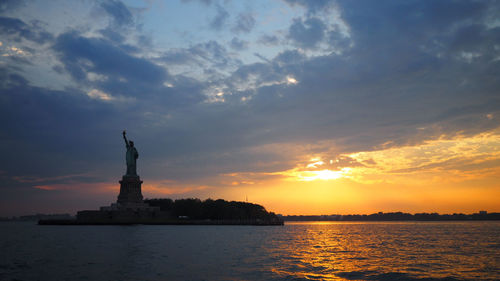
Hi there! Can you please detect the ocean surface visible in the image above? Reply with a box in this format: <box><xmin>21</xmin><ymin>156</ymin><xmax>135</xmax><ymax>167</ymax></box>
<box><xmin>0</xmin><ymin>221</ymin><xmax>499</xmax><ymax>281</ymax></box>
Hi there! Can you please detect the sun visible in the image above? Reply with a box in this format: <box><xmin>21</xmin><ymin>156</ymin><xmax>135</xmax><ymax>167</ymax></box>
<box><xmin>276</xmin><ymin>164</ymin><xmax>352</xmax><ymax>181</ymax></box>
<box><xmin>297</xmin><ymin>168</ymin><xmax>351</xmax><ymax>181</ymax></box>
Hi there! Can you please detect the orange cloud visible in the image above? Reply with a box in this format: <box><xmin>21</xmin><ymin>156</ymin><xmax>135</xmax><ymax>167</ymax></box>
<box><xmin>203</xmin><ymin>130</ymin><xmax>500</xmax><ymax>215</ymax></box>
<box><xmin>32</xmin><ymin>182</ymin><xmax>116</xmax><ymax>194</ymax></box>
<box><xmin>33</xmin><ymin>185</ymin><xmax>58</xmax><ymax>191</ymax></box>
<box><xmin>345</xmin><ymin>129</ymin><xmax>500</xmax><ymax>184</ymax></box>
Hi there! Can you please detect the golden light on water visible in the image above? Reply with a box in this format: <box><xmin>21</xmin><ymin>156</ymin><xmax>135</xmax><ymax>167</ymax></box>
<box><xmin>268</xmin><ymin>222</ymin><xmax>494</xmax><ymax>280</ymax></box>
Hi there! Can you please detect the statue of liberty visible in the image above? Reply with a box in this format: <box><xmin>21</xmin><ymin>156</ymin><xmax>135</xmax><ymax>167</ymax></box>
<box><xmin>122</xmin><ymin>130</ymin><xmax>139</xmax><ymax>176</ymax></box>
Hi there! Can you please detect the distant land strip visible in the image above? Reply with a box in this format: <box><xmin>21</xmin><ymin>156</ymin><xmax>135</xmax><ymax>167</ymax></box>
<box><xmin>283</xmin><ymin>211</ymin><xmax>500</xmax><ymax>221</ymax></box>
<box><xmin>3</xmin><ymin>211</ymin><xmax>500</xmax><ymax>222</ymax></box>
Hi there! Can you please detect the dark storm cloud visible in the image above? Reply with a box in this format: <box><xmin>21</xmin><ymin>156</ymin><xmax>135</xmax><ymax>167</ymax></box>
<box><xmin>53</xmin><ymin>31</ymin><xmax>167</xmax><ymax>89</ymax></box>
<box><xmin>100</xmin><ymin>0</ymin><xmax>134</xmax><ymax>26</ymax></box>
<box><xmin>209</xmin><ymin>4</ymin><xmax>229</xmax><ymax>31</ymax></box>
<box><xmin>232</xmin><ymin>12</ymin><xmax>255</xmax><ymax>34</ymax></box>
<box><xmin>0</xmin><ymin>17</ymin><xmax>53</xmax><ymax>44</ymax></box>
<box><xmin>288</xmin><ymin>17</ymin><xmax>326</xmax><ymax>49</ymax></box>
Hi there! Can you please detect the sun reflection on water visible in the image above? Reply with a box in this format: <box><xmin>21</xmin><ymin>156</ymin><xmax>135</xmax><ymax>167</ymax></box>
<box><xmin>268</xmin><ymin>222</ymin><xmax>500</xmax><ymax>281</ymax></box>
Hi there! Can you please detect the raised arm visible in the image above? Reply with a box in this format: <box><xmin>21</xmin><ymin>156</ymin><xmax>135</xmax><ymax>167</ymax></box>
<box><xmin>123</xmin><ymin>130</ymin><xmax>129</xmax><ymax>147</ymax></box>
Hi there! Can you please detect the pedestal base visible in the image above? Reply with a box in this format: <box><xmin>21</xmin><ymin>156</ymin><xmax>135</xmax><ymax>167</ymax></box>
<box><xmin>100</xmin><ymin>202</ymin><xmax>159</xmax><ymax>212</ymax></box>
<box><xmin>76</xmin><ymin>174</ymin><xmax>161</xmax><ymax>223</ymax></box>
<box><xmin>117</xmin><ymin>175</ymin><xmax>143</xmax><ymax>204</ymax></box>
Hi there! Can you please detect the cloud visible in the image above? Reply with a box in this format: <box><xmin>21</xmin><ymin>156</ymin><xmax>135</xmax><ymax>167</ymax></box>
<box><xmin>160</xmin><ymin>40</ymin><xmax>239</xmax><ymax>73</ymax></box>
<box><xmin>0</xmin><ymin>72</ymin><xmax>118</xmax><ymax>180</ymax></box>
<box><xmin>230</xmin><ymin>37</ymin><xmax>248</xmax><ymax>50</ymax></box>
<box><xmin>0</xmin><ymin>67</ymin><xmax>29</xmax><ymax>88</ymax></box>
<box><xmin>258</xmin><ymin>34</ymin><xmax>280</xmax><ymax>46</ymax></box>
<box><xmin>288</xmin><ymin>17</ymin><xmax>326</xmax><ymax>49</ymax></box>
<box><xmin>339</xmin><ymin>0</ymin><xmax>490</xmax><ymax>48</ymax></box>
<box><xmin>283</xmin><ymin>0</ymin><xmax>335</xmax><ymax>15</ymax></box>
<box><xmin>223</xmin><ymin>49</ymin><xmax>306</xmax><ymax>91</ymax></box>
<box><xmin>2</xmin><ymin>0</ymin><xmax>500</xmax><ymax>216</ymax></box>
<box><xmin>53</xmin><ymin>31</ymin><xmax>167</xmax><ymax>90</ymax></box>
<box><xmin>344</xmin><ymin>130</ymin><xmax>500</xmax><ymax>184</ymax></box>
<box><xmin>209</xmin><ymin>4</ymin><xmax>229</xmax><ymax>31</ymax></box>
<box><xmin>232</xmin><ymin>12</ymin><xmax>255</xmax><ymax>34</ymax></box>
<box><xmin>0</xmin><ymin>65</ymin><xmax>203</xmax><ymax>192</ymax></box>
<box><xmin>182</xmin><ymin>0</ymin><xmax>214</xmax><ymax>5</ymax></box>
<box><xmin>0</xmin><ymin>17</ymin><xmax>53</xmax><ymax>44</ymax></box>
<box><xmin>447</xmin><ymin>24</ymin><xmax>500</xmax><ymax>62</ymax></box>
<box><xmin>87</xmin><ymin>89</ymin><xmax>114</xmax><ymax>101</ymax></box>
<box><xmin>13</xmin><ymin>173</ymin><xmax>103</xmax><ymax>186</ymax></box>
<box><xmin>0</xmin><ymin>0</ymin><xmax>26</xmax><ymax>13</ymax></box>
<box><xmin>98</xmin><ymin>27</ymin><xmax>126</xmax><ymax>43</ymax></box>
<box><xmin>253</xmin><ymin>53</ymin><xmax>270</xmax><ymax>63</ymax></box>
<box><xmin>327</xmin><ymin>29</ymin><xmax>351</xmax><ymax>52</ymax></box>
<box><xmin>100</xmin><ymin>0</ymin><xmax>134</xmax><ymax>26</ymax></box>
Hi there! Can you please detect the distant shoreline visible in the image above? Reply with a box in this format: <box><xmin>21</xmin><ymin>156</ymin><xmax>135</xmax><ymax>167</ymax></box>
<box><xmin>37</xmin><ymin>218</ymin><xmax>284</xmax><ymax>226</ymax></box>
<box><xmin>3</xmin><ymin>211</ymin><xmax>499</xmax><ymax>222</ymax></box>
<box><xmin>282</xmin><ymin>212</ymin><xmax>500</xmax><ymax>221</ymax></box>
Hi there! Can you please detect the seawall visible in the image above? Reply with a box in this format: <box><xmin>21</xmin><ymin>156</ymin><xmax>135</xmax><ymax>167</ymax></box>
<box><xmin>38</xmin><ymin>218</ymin><xmax>284</xmax><ymax>226</ymax></box>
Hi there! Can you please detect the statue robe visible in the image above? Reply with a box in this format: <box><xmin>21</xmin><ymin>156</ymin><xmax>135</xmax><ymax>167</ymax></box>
<box><xmin>126</xmin><ymin>145</ymin><xmax>139</xmax><ymax>175</ymax></box>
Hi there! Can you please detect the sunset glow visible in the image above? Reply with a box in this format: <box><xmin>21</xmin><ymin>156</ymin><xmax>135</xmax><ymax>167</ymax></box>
<box><xmin>2</xmin><ymin>2</ymin><xmax>499</xmax><ymax>281</ymax></box>
<box><xmin>1</xmin><ymin>0</ymin><xmax>499</xmax><ymax>217</ymax></box>
<box><xmin>277</xmin><ymin>166</ymin><xmax>351</xmax><ymax>181</ymax></box>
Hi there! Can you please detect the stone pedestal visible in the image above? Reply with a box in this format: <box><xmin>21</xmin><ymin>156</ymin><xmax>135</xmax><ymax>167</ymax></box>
<box><xmin>117</xmin><ymin>175</ymin><xmax>143</xmax><ymax>204</ymax></box>
<box><xmin>81</xmin><ymin>174</ymin><xmax>160</xmax><ymax>221</ymax></box>
<box><xmin>97</xmin><ymin>174</ymin><xmax>158</xmax><ymax>212</ymax></box>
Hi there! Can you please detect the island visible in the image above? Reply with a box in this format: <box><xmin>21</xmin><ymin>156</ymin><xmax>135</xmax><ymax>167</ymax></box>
<box><xmin>39</xmin><ymin>131</ymin><xmax>283</xmax><ymax>225</ymax></box>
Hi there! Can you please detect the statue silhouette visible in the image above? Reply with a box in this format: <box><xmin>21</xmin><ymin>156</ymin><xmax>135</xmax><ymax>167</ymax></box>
<box><xmin>123</xmin><ymin>130</ymin><xmax>139</xmax><ymax>176</ymax></box>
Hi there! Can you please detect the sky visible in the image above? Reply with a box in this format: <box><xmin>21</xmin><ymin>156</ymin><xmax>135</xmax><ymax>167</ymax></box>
<box><xmin>1</xmin><ymin>0</ymin><xmax>499</xmax><ymax>217</ymax></box>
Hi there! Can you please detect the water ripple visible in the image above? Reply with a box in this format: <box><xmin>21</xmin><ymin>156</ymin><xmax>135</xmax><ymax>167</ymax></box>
<box><xmin>0</xmin><ymin>221</ymin><xmax>499</xmax><ymax>281</ymax></box>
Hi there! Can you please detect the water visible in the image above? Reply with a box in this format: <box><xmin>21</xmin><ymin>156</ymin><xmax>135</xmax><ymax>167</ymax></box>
<box><xmin>1</xmin><ymin>221</ymin><xmax>499</xmax><ymax>281</ymax></box>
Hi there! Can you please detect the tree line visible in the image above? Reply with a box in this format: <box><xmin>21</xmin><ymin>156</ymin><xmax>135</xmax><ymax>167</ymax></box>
<box><xmin>144</xmin><ymin>198</ymin><xmax>280</xmax><ymax>221</ymax></box>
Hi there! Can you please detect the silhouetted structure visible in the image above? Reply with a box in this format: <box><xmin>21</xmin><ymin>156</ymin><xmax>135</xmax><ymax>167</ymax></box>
<box><xmin>39</xmin><ymin>131</ymin><xmax>282</xmax><ymax>225</ymax></box>
<box><xmin>90</xmin><ymin>131</ymin><xmax>158</xmax><ymax>214</ymax></box>
<box><xmin>123</xmin><ymin>130</ymin><xmax>138</xmax><ymax>176</ymax></box>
